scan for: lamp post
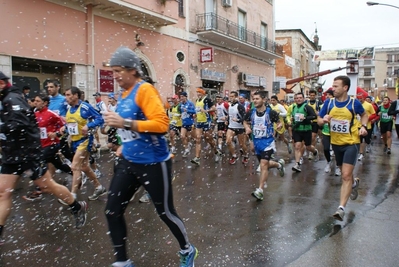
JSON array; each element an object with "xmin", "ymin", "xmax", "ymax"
[{"xmin": 366, "ymin": 1, "xmax": 399, "ymax": 9}]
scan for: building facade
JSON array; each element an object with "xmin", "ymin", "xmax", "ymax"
[
  {"xmin": 373, "ymin": 47, "xmax": 399, "ymax": 101},
  {"xmin": 275, "ymin": 29, "xmax": 320, "ymax": 101},
  {"xmin": 0, "ymin": 0, "xmax": 282, "ymax": 103}
]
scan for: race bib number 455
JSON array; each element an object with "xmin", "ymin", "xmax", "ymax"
[
  {"xmin": 117, "ymin": 129, "xmax": 140, "ymax": 142},
  {"xmin": 330, "ymin": 118, "xmax": 350, "ymax": 134}
]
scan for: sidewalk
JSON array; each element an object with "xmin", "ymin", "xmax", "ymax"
[{"xmin": 287, "ymin": 189, "xmax": 399, "ymax": 267}]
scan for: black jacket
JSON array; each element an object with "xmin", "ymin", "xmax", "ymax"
[
  {"xmin": 387, "ymin": 100, "xmax": 399, "ymax": 117},
  {"xmin": 0, "ymin": 85, "xmax": 43, "ymax": 164}
]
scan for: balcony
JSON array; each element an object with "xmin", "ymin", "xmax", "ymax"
[
  {"xmin": 195, "ymin": 13, "xmax": 283, "ymax": 61},
  {"xmin": 387, "ymin": 59, "xmax": 399, "ymax": 65},
  {"xmin": 55, "ymin": 0, "xmax": 179, "ymax": 26},
  {"xmin": 364, "ymin": 71, "xmax": 373, "ymax": 76},
  {"xmin": 359, "ymin": 59, "xmax": 374, "ymax": 66}
]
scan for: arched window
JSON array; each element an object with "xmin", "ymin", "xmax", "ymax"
[
  {"xmin": 141, "ymin": 61, "xmax": 149, "ymax": 78},
  {"xmin": 175, "ymin": 74, "xmax": 185, "ymax": 95}
]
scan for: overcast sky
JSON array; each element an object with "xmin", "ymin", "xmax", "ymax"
[{"xmin": 275, "ymin": 0, "xmax": 398, "ymax": 88}]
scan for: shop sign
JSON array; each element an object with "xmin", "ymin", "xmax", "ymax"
[
  {"xmin": 259, "ymin": 77, "xmax": 266, "ymax": 88},
  {"xmin": 245, "ymin": 74, "xmax": 260, "ymax": 87},
  {"xmin": 98, "ymin": 69, "xmax": 114, "ymax": 93},
  {"xmin": 201, "ymin": 69, "xmax": 226, "ymax": 82},
  {"xmin": 200, "ymin": 47, "xmax": 213, "ymax": 63}
]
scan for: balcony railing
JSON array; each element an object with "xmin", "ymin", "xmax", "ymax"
[
  {"xmin": 364, "ymin": 71, "xmax": 372, "ymax": 76},
  {"xmin": 196, "ymin": 13, "xmax": 283, "ymax": 57}
]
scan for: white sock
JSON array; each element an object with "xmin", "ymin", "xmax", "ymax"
[
  {"xmin": 71, "ymin": 193, "xmax": 77, "ymax": 199},
  {"xmin": 96, "ymin": 185, "xmax": 103, "ymax": 190},
  {"xmin": 338, "ymin": 206, "xmax": 345, "ymax": 211},
  {"xmin": 180, "ymin": 245, "xmax": 193, "ymax": 255},
  {"xmin": 352, "ymin": 180, "xmax": 357, "ymax": 188}
]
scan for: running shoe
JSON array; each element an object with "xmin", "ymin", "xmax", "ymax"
[
  {"xmin": 190, "ymin": 157, "xmax": 200, "ymax": 166},
  {"xmin": 22, "ymin": 190, "xmax": 43, "ymax": 201},
  {"xmin": 88, "ymin": 186, "xmax": 107, "ymax": 201},
  {"xmin": 299, "ymin": 157, "xmax": 304, "ymax": 165},
  {"xmin": 229, "ymin": 156, "xmax": 238, "ymax": 165},
  {"xmin": 73, "ymin": 201, "xmax": 88, "ymax": 229},
  {"xmin": 387, "ymin": 148, "xmax": 391, "ymax": 155},
  {"xmin": 179, "ymin": 245, "xmax": 198, "ymax": 267},
  {"xmin": 277, "ymin": 159, "xmax": 285, "ymax": 177},
  {"xmin": 251, "ymin": 188, "xmax": 264, "ymax": 201},
  {"xmin": 366, "ymin": 145, "xmax": 370, "ymax": 153},
  {"xmin": 335, "ymin": 168, "xmax": 341, "ymax": 176},
  {"xmin": 332, "ymin": 208, "xmax": 345, "ymax": 221},
  {"xmin": 287, "ymin": 143, "xmax": 292, "ymax": 154},
  {"xmin": 242, "ymin": 156, "xmax": 249, "ymax": 164},
  {"xmin": 307, "ymin": 151, "xmax": 313, "ymax": 160},
  {"xmin": 324, "ymin": 162, "xmax": 331, "ymax": 173},
  {"xmin": 139, "ymin": 192, "xmax": 151, "ymax": 203},
  {"xmin": 239, "ymin": 148, "xmax": 244, "ymax": 156},
  {"xmin": 109, "ymin": 261, "xmax": 134, "ymax": 267},
  {"xmin": 350, "ymin": 177, "xmax": 360, "ymax": 200},
  {"xmin": 292, "ymin": 163, "xmax": 301, "ymax": 172},
  {"xmin": 383, "ymin": 146, "xmax": 388, "ymax": 153},
  {"xmin": 214, "ymin": 149, "xmax": 223, "ymax": 163},
  {"xmin": 170, "ymin": 147, "xmax": 177, "ymax": 154},
  {"xmin": 182, "ymin": 150, "xmax": 190, "ymax": 158},
  {"xmin": 313, "ymin": 149, "xmax": 319, "ymax": 162},
  {"xmin": 256, "ymin": 165, "xmax": 261, "ymax": 173},
  {"xmin": 55, "ymin": 169, "xmax": 62, "ymax": 174},
  {"xmin": 358, "ymin": 154, "xmax": 363, "ymax": 161},
  {"xmin": 94, "ymin": 169, "xmax": 102, "ymax": 178},
  {"xmin": 77, "ymin": 172, "xmax": 87, "ymax": 190}
]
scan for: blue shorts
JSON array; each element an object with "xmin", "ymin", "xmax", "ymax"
[
  {"xmin": 196, "ymin": 122, "xmax": 211, "ymax": 132},
  {"xmin": 70, "ymin": 137, "xmax": 93, "ymax": 153}
]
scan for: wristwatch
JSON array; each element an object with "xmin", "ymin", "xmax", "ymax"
[
  {"xmin": 123, "ymin": 119, "xmax": 132, "ymax": 130},
  {"xmin": 361, "ymin": 124, "xmax": 367, "ymax": 129}
]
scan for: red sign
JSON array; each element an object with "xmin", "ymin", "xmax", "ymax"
[
  {"xmin": 200, "ymin": 47, "xmax": 213, "ymax": 63},
  {"xmin": 98, "ymin": 69, "xmax": 114, "ymax": 93}
]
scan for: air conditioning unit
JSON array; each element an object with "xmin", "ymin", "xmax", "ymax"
[
  {"xmin": 222, "ymin": 0, "xmax": 232, "ymax": 7},
  {"xmin": 237, "ymin": 72, "xmax": 246, "ymax": 83}
]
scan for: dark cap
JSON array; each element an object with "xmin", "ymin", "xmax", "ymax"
[
  {"xmin": 93, "ymin": 92, "xmax": 101, "ymax": 97},
  {"xmin": 325, "ymin": 89, "xmax": 334, "ymax": 96},
  {"xmin": 0, "ymin": 71, "xmax": 9, "ymax": 81},
  {"xmin": 110, "ymin": 46, "xmax": 142, "ymax": 73},
  {"xmin": 180, "ymin": 92, "xmax": 188, "ymax": 97}
]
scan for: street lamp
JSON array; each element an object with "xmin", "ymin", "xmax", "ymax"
[{"xmin": 366, "ymin": 1, "xmax": 399, "ymax": 9}]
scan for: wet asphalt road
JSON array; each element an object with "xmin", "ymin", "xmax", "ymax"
[{"xmin": 0, "ymin": 135, "xmax": 398, "ymax": 267}]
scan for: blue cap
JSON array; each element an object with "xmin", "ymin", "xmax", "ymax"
[{"xmin": 108, "ymin": 93, "xmax": 116, "ymax": 99}]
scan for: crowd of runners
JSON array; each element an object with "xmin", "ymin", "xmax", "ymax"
[{"xmin": 0, "ymin": 47, "xmax": 397, "ymax": 266}]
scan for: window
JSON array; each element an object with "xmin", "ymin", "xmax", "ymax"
[
  {"xmin": 176, "ymin": 51, "xmax": 185, "ymax": 63},
  {"xmin": 175, "ymin": 74, "xmax": 185, "ymax": 95},
  {"xmin": 260, "ymin": 22, "xmax": 268, "ymax": 49},
  {"xmin": 178, "ymin": 0, "xmax": 184, "ymax": 18},
  {"xmin": 238, "ymin": 10, "xmax": 246, "ymax": 41}
]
